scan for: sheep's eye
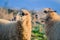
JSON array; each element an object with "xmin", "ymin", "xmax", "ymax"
[
  {"xmin": 36, "ymin": 15, "xmax": 38, "ymax": 17},
  {"xmin": 44, "ymin": 11, "xmax": 48, "ymax": 13},
  {"xmin": 54, "ymin": 11, "xmax": 56, "ymax": 12},
  {"xmin": 22, "ymin": 12, "xmax": 25, "ymax": 16},
  {"xmin": 35, "ymin": 15, "xmax": 38, "ymax": 18}
]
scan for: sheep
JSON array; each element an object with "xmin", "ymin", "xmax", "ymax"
[
  {"xmin": 0, "ymin": 9, "xmax": 32, "ymax": 40},
  {"xmin": 38, "ymin": 8, "xmax": 60, "ymax": 40}
]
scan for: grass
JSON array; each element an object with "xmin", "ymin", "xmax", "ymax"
[{"xmin": 31, "ymin": 24, "xmax": 47, "ymax": 40}]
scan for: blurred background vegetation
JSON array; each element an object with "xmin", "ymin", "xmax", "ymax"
[
  {"xmin": 31, "ymin": 24, "xmax": 47, "ymax": 40},
  {"xmin": 0, "ymin": 8, "xmax": 47, "ymax": 40}
]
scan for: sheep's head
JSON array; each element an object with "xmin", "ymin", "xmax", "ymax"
[
  {"xmin": 40, "ymin": 8, "xmax": 56, "ymax": 23},
  {"xmin": 12, "ymin": 9, "xmax": 31, "ymax": 22}
]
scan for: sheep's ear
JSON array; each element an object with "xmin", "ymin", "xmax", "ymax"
[{"xmin": 54, "ymin": 11, "xmax": 56, "ymax": 12}]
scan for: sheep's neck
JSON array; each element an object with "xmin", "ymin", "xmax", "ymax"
[{"xmin": 16, "ymin": 20, "xmax": 31, "ymax": 40}]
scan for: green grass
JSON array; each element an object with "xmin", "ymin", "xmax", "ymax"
[{"xmin": 31, "ymin": 24, "xmax": 47, "ymax": 40}]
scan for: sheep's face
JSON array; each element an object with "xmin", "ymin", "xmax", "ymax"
[
  {"xmin": 33, "ymin": 14, "xmax": 41, "ymax": 24},
  {"xmin": 16, "ymin": 9, "xmax": 30, "ymax": 22},
  {"xmin": 40, "ymin": 8, "xmax": 55, "ymax": 24}
]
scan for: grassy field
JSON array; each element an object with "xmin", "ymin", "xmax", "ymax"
[{"xmin": 31, "ymin": 24, "xmax": 47, "ymax": 40}]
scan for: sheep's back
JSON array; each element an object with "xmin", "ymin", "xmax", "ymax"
[
  {"xmin": 46, "ymin": 21, "xmax": 60, "ymax": 40},
  {"xmin": 0, "ymin": 22, "xmax": 18, "ymax": 40}
]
